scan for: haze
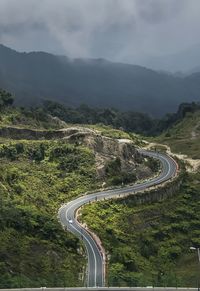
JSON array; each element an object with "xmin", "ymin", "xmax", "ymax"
[{"xmin": 0, "ymin": 0, "xmax": 200, "ymax": 72}]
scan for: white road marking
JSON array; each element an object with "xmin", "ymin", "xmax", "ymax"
[
  {"xmin": 70, "ymin": 223, "xmax": 97, "ymax": 287},
  {"xmin": 59, "ymin": 150, "xmax": 178, "ymax": 287}
]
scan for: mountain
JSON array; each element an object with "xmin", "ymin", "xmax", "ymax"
[
  {"xmin": 186, "ymin": 65, "xmax": 200, "ymax": 75},
  {"xmin": 1, "ymin": 44, "xmax": 200, "ymax": 116}
]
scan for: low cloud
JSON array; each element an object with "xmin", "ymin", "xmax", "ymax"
[{"xmin": 0, "ymin": 0, "xmax": 200, "ymax": 68}]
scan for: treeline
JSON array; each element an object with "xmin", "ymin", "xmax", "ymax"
[
  {"xmin": 42, "ymin": 100, "xmax": 200, "ymax": 135},
  {"xmin": 1, "ymin": 89, "xmax": 200, "ymax": 136},
  {"xmin": 0, "ymin": 89, "xmax": 14, "ymax": 108},
  {"xmin": 43, "ymin": 101, "xmax": 156, "ymax": 134}
]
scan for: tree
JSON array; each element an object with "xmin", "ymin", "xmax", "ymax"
[{"xmin": 0, "ymin": 89, "xmax": 14, "ymax": 108}]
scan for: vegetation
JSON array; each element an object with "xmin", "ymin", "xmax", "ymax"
[
  {"xmin": 0, "ymin": 89, "xmax": 14, "ymax": 108},
  {"xmin": 104, "ymin": 157, "xmax": 137, "ymax": 186},
  {"xmin": 0, "ymin": 92, "xmax": 148, "ymax": 287},
  {"xmin": 2, "ymin": 44, "xmax": 200, "ymax": 117},
  {"xmin": 43, "ymin": 100, "xmax": 200, "ymax": 137},
  {"xmin": 156, "ymin": 110, "xmax": 200, "ymax": 158},
  {"xmin": 0, "ymin": 107, "xmax": 63, "ymax": 130},
  {"xmin": 2, "ymin": 88, "xmax": 200, "ymax": 138},
  {"xmin": 43, "ymin": 101, "xmax": 157, "ymax": 135},
  {"xmin": 1, "ymin": 89, "xmax": 200, "ymax": 287},
  {"xmin": 0, "ymin": 139, "xmax": 99, "ymax": 287},
  {"xmin": 82, "ymin": 172, "xmax": 200, "ymax": 287}
]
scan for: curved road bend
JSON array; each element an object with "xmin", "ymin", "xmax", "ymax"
[{"xmin": 58, "ymin": 150, "xmax": 178, "ymax": 287}]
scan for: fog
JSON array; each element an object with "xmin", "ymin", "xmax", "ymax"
[{"xmin": 0, "ymin": 0, "xmax": 200, "ymax": 71}]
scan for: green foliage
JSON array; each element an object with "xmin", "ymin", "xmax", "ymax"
[
  {"xmin": 1, "ymin": 97, "xmax": 200, "ymax": 287},
  {"xmin": 106, "ymin": 158, "xmax": 121, "ymax": 176},
  {"xmin": 105, "ymin": 158, "xmax": 136, "ymax": 186},
  {"xmin": 43, "ymin": 101, "xmax": 157, "ymax": 135},
  {"xmin": 87, "ymin": 124, "xmax": 133, "ymax": 139},
  {"xmin": 0, "ymin": 89, "xmax": 14, "ymax": 109},
  {"xmin": 43, "ymin": 101, "xmax": 200, "ymax": 137},
  {"xmin": 0, "ymin": 106, "xmax": 62, "ymax": 130},
  {"xmin": 2, "ymin": 90, "xmax": 200, "ymax": 140},
  {"xmin": 144, "ymin": 156, "xmax": 160, "ymax": 172},
  {"xmin": 82, "ymin": 172, "xmax": 200, "ymax": 287},
  {"xmin": 0, "ymin": 144, "xmax": 19, "ymax": 160},
  {"xmin": 0, "ymin": 139, "xmax": 99, "ymax": 287},
  {"xmin": 156, "ymin": 110, "xmax": 200, "ymax": 158},
  {"xmin": 27, "ymin": 143, "xmax": 45, "ymax": 162}
]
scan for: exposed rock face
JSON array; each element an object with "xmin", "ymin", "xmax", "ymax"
[
  {"xmin": 0, "ymin": 126, "xmax": 152, "ymax": 180},
  {"xmin": 61, "ymin": 128, "xmax": 152, "ymax": 180},
  {"xmin": 118, "ymin": 174, "xmax": 183, "ymax": 206}
]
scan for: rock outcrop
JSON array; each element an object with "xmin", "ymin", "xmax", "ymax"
[
  {"xmin": 61, "ymin": 127, "xmax": 152, "ymax": 180},
  {"xmin": 0, "ymin": 126, "xmax": 153, "ymax": 180}
]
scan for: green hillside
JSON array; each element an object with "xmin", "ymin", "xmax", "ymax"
[
  {"xmin": 0, "ymin": 93, "xmax": 94, "ymax": 286},
  {"xmin": 0, "ymin": 107, "xmax": 63, "ymax": 130},
  {"xmin": 80, "ymin": 111, "xmax": 200, "ymax": 287},
  {"xmin": 82, "ymin": 172, "xmax": 200, "ymax": 287},
  {"xmin": 0, "ymin": 95, "xmax": 149, "ymax": 287},
  {"xmin": 156, "ymin": 110, "xmax": 200, "ymax": 159},
  {"xmin": 1, "ymin": 44, "xmax": 200, "ymax": 117},
  {"xmin": 1, "ymin": 92, "xmax": 200, "ymax": 288},
  {"xmin": 0, "ymin": 139, "xmax": 98, "ymax": 287}
]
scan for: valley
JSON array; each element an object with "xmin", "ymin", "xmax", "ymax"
[
  {"xmin": 1, "ymin": 2, "xmax": 200, "ymax": 289},
  {"xmin": 0, "ymin": 91, "xmax": 200, "ymax": 288},
  {"xmin": 0, "ymin": 100, "xmax": 157, "ymax": 287}
]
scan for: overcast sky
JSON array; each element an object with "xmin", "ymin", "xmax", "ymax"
[{"xmin": 0, "ymin": 0, "xmax": 200, "ymax": 70}]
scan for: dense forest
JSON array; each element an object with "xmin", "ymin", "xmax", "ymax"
[
  {"xmin": 1, "ymin": 85, "xmax": 199, "ymax": 136},
  {"xmin": 42, "ymin": 100, "xmax": 200, "ymax": 136}
]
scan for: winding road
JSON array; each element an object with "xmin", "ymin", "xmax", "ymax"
[{"xmin": 58, "ymin": 149, "xmax": 178, "ymax": 287}]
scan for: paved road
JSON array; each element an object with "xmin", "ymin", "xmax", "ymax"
[
  {"xmin": 0, "ymin": 288, "xmax": 197, "ymax": 291},
  {"xmin": 58, "ymin": 150, "xmax": 178, "ymax": 287},
  {"xmin": 1, "ymin": 288, "xmax": 196, "ymax": 291}
]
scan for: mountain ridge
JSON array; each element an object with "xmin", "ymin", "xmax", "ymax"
[{"xmin": 1, "ymin": 44, "xmax": 200, "ymax": 116}]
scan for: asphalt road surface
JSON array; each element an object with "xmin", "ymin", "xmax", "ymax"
[
  {"xmin": 58, "ymin": 150, "xmax": 178, "ymax": 287},
  {"xmin": 1, "ymin": 288, "xmax": 197, "ymax": 291},
  {"xmin": 1, "ymin": 288, "xmax": 196, "ymax": 291}
]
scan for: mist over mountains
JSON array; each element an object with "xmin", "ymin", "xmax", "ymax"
[
  {"xmin": 0, "ymin": 44, "xmax": 200, "ymax": 116},
  {"xmin": 142, "ymin": 43, "xmax": 200, "ymax": 73}
]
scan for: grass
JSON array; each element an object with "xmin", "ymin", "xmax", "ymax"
[
  {"xmin": 155, "ymin": 111, "xmax": 200, "ymax": 159},
  {"xmin": 0, "ymin": 107, "xmax": 63, "ymax": 130},
  {"xmin": 85, "ymin": 123, "xmax": 143, "ymax": 144}
]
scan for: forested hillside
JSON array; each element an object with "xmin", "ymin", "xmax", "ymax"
[
  {"xmin": 0, "ymin": 140, "xmax": 93, "ymax": 287},
  {"xmin": 80, "ymin": 108, "xmax": 200, "ymax": 287},
  {"xmin": 82, "ymin": 173, "xmax": 200, "ymax": 287},
  {"xmin": 42, "ymin": 100, "xmax": 200, "ymax": 136},
  {"xmin": 156, "ymin": 109, "xmax": 200, "ymax": 159},
  {"xmin": 1, "ymin": 89, "xmax": 200, "ymax": 287},
  {"xmin": 1, "ymin": 44, "xmax": 200, "ymax": 116},
  {"xmin": 0, "ymin": 90, "xmax": 155, "ymax": 287}
]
